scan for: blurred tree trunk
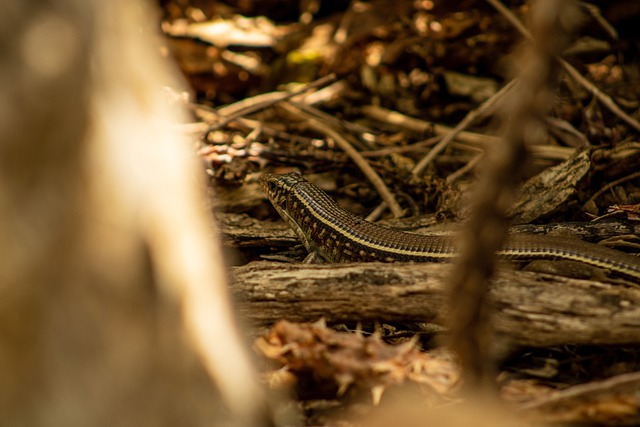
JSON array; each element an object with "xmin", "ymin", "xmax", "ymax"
[{"xmin": 0, "ymin": 1, "xmax": 269, "ymax": 426}]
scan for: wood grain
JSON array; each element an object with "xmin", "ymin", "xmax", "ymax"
[{"xmin": 230, "ymin": 261, "xmax": 640, "ymax": 348}]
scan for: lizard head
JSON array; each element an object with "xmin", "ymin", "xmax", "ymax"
[{"xmin": 259, "ymin": 172, "xmax": 306, "ymax": 210}]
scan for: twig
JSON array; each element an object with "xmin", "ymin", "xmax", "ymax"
[
  {"xmin": 486, "ymin": 0, "xmax": 640, "ymax": 133},
  {"xmin": 208, "ymin": 73, "xmax": 337, "ymax": 131},
  {"xmin": 279, "ymin": 102, "xmax": 405, "ymax": 218},
  {"xmin": 362, "ymin": 105, "xmax": 502, "ymax": 146},
  {"xmin": 365, "ymin": 201, "xmax": 390, "ymax": 222},
  {"xmin": 583, "ymin": 169, "xmax": 640, "ymax": 212},
  {"xmin": 361, "ymin": 135, "xmax": 441, "ymax": 157},
  {"xmin": 578, "ymin": 1, "xmax": 618, "ymax": 40},
  {"xmin": 411, "ymin": 79, "xmax": 517, "ymax": 176},
  {"xmin": 446, "ymin": 153, "xmax": 483, "ymax": 183},
  {"xmin": 486, "ymin": 0, "xmax": 531, "ymax": 39},
  {"xmin": 545, "ymin": 116, "xmax": 589, "ymax": 147},
  {"xmin": 362, "ymin": 80, "xmax": 516, "ymax": 221},
  {"xmin": 521, "ymin": 371, "xmax": 640, "ymax": 411},
  {"xmin": 289, "ymin": 101, "xmax": 377, "ymax": 149},
  {"xmin": 193, "ymin": 104, "xmax": 320, "ymax": 145},
  {"xmin": 559, "ymin": 59, "xmax": 640, "ymax": 132}
]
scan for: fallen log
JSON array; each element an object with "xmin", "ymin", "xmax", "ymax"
[{"xmin": 231, "ymin": 261, "xmax": 640, "ymax": 347}]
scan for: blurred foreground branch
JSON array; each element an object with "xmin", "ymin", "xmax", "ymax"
[{"xmin": 0, "ymin": 1, "xmax": 271, "ymax": 426}]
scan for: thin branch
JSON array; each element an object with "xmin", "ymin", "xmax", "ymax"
[
  {"xmin": 583, "ymin": 169, "xmax": 640, "ymax": 211},
  {"xmin": 521, "ymin": 371, "xmax": 640, "ymax": 411},
  {"xmin": 412, "ymin": 79, "xmax": 518, "ymax": 176},
  {"xmin": 208, "ymin": 73, "xmax": 337, "ymax": 131},
  {"xmin": 446, "ymin": 153, "xmax": 483, "ymax": 183},
  {"xmin": 559, "ymin": 59, "xmax": 640, "ymax": 132},
  {"xmin": 578, "ymin": 1, "xmax": 618, "ymax": 40},
  {"xmin": 279, "ymin": 102, "xmax": 405, "ymax": 218},
  {"xmin": 361, "ymin": 135, "xmax": 442, "ymax": 157},
  {"xmin": 362, "ymin": 80, "xmax": 516, "ymax": 221},
  {"xmin": 487, "ymin": 0, "xmax": 640, "ymax": 133},
  {"xmin": 362, "ymin": 105, "xmax": 502, "ymax": 146}
]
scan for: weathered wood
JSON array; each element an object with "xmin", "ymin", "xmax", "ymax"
[
  {"xmin": 220, "ymin": 212, "xmax": 297, "ymax": 249},
  {"xmin": 230, "ymin": 261, "xmax": 640, "ymax": 347}
]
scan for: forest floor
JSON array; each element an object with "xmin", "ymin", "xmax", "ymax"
[{"xmin": 160, "ymin": 1, "xmax": 640, "ymax": 425}]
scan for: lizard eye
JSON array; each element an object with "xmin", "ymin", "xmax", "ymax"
[{"xmin": 268, "ymin": 181, "xmax": 277, "ymax": 192}]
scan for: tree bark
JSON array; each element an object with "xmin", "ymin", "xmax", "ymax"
[{"xmin": 230, "ymin": 261, "xmax": 640, "ymax": 348}]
